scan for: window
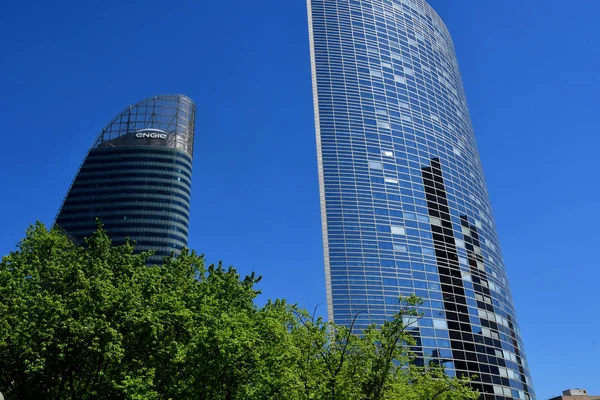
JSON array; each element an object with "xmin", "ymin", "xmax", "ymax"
[
  {"xmin": 432, "ymin": 319, "xmax": 447, "ymax": 329},
  {"xmin": 429, "ymin": 216, "xmax": 442, "ymax": 226},
  {"xmin": 394, "ymin": 244, "xmax": 407, "ymax": 252},
  {"xmin": 369, "ymin": 161, "xmax": 383, "ymax": 170},
  {"xmin": 391, "ymin": 226, "xmax": 406, "ymax": 235},
  {"xmin": 403, "ymin": 315, "xmax": 419, "ymax": 327}
]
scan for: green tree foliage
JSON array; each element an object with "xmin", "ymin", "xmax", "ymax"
[{"xmin": 0, "ymin": 223, "xmax": 479, "ymax": 399}]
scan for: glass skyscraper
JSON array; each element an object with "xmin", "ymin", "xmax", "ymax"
[
  {"xmin": 55, "ymin": 94, "xmax": 195, "ymax": 265},
  {"xmin": 306, "ymin": 0, "xmax": 535, "ymax": 399}
]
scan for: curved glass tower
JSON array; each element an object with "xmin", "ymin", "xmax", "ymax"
[
  {"xmin": 55, "ymin": 94, "xmax": 195, "ymax": 265},
  {"xmin": 307, "ymin": 0, "xmax": 534, "ymax": 398}
]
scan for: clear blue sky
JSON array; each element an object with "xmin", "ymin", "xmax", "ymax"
[{"xmin": 0, "ymin": 0, "xmax": 598, "ymax": 398}]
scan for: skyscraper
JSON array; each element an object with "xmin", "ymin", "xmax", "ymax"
[
  {"xmin": 306, "ymin": 0, "xmax": 535, "ymax": 399},
  {"xmin": 55, "ymin": 94, "xmax": 195, "ymax": 265}
]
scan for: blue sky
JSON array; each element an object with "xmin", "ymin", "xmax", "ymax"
[{"xmin": 1, "ymin": 0, "xmax": 598, "ymax": 397}]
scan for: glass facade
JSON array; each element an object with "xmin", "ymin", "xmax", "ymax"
[
  {"xmin": 306, "ymin": 0, "xmax": 535, "ymax": 399},
  {"xmin": 55, "ymin": 94, "xmax": 195, "ymax": 265}
]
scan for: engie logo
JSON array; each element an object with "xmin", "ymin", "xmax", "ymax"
[{"xmin": 135, "ymin": 129, "xmax": 167, "ymax": 139}]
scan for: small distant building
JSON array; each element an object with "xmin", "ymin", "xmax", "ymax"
[
  {"xmin": 550, "ymin": 389, "xmax": 600, "ymax": 400},
  {"xmin": 54, "ymin": 94, "xmax": 196, "ymax": 265}
]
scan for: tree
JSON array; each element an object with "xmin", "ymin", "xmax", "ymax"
[
  {"xmin": 0, "ymin": 222, "xmax": 263, "ymax": 399},
  {"xmin": 281, "ymin": 298, "xmax": 479, "ymax": 400},
  {"xmin": 0, "ymin": 223, "xmax": 479, "ymax": 399}
]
